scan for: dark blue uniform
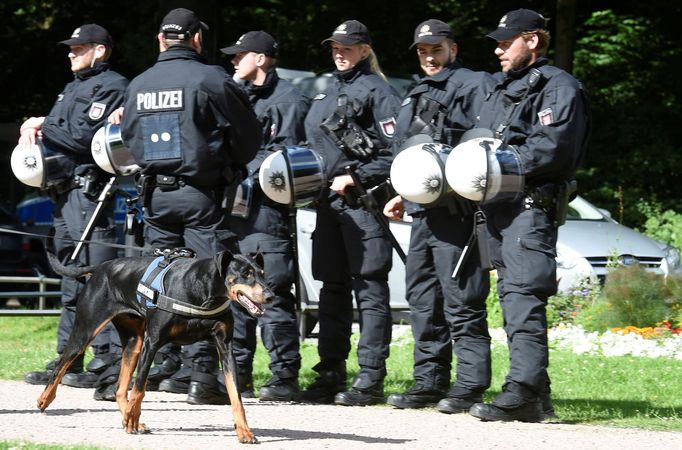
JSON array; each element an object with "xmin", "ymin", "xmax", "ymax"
[
  {"xmin": 391, "ymin": 62, "xmax": 494, "ymax": 402},
  {"xmin": 122, "ymin": 46, "xmax": 261, "ymax": 255},
  {"xmin": 228, "ymin": 69, "xmax": 309, "ymax": 392},
  {"xmin": 42, "ymin": 61, "xmax": 128, "ymax": 385},
  {"xmin": 303, "ymin": 57, "xmax": 400, "ymax": 396},
  {"xmin": 476, "ymin": 57, "xmax": 590, "ymax": 408},
  {"xmin": 121, "ymin": 45, "xmax": 261, "ymax": 399}
]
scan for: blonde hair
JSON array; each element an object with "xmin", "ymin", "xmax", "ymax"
[{"xmin": 361, "ymin": 44, "xmax": 387, "ymax": 81}]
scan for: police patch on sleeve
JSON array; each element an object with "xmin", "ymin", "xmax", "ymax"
[
  {"xmin": 379, "ymin": 117, "xmax": 397, "ymax": 138},
  {"xmin": 88, "ymin": 102, "xmax": 107, "ymax": 120},
  {"xmin": 537, "ymin": 107, "xmax": 554, "ymax": 126}
]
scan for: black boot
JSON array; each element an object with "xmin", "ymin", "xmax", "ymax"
[
  {"xmin": 297, "ymin": 360, "xmax": 346, "ymax": 404},
  {"xmin": 187, "ymin": 361, "xmax": 228, "ymax": 405},
  {"xmin": 24, "ymin": 355, "xmax": 84, "ymax": 385},
  {"xmin": 387, "ymin": 384, "xmax": 447, "ymax": 409},
  {"xmin": 259, "ymin": 368, "xmax": 299, "ymax": 402},
  {"xmin": 93, "ymin": 362, "xmax": 121, "ymax": 402},
  {"xmin": 541, "ymin": 393, "xmax": 557, "ymax": 421},
  {"xmin": 469, "ymin": 386, "xmax": 542, "ymax": 423},
  {"xmin": 334, "ymin": 368, "xmax": 384, "ymax": 407},
  {"xmin": 146, "ymin": 351, "xmax": 182, "ymax": 391}
]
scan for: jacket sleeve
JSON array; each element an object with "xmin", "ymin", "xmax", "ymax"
[
  {"xmin": 355, "ymin": 84, "xmax": 401, "ymax": 186},
  {"xmin": 514, "ymin": 78, "xmax": 590, "ymax": 181},
  {"xmin": 214, "ymin": 78, "xmax": 262, "ymax": 166},
  {"xmin": 248, "ymin": 96, "xmax": 310, "ymax": 175},
  {"xmin": 42, "ymin": 79, "xmax": 127, "ymax": 155}
]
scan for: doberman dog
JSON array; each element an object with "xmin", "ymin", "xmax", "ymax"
[{"xmin": 36, "ymin": 247, "xmax": 273, "ymax": 444}]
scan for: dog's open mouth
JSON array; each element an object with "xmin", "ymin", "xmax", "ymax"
[{"xmin": 236, "ymin": 292, "xmax": 265, "ymax": 317}]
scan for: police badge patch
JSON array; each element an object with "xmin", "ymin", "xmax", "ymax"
[
  {"xmin": 88, "ymin": 102, "xmax": 107, "ymax": 120},
  {"xmin": 379, "ymin": 117, "xmax": 397, "ymax": 138},
  {"xmin": 538, "ymin": 108, "xmax": 554, "ymax": 125}
]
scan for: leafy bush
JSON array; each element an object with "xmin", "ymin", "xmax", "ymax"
[
  {"xmin": 638, "ymin": 201, "xmax": 682, "ymax": 251},
  {"xmin": 547, "ymin": 277, "xmax": 601, "ymax": 327},
  {"xmin": 576, "ymin": 265, "xmax": 673, "ymax": 331}
]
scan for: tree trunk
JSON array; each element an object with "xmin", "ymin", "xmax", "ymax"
[{"xmin": 554, "ymin": 0, "xmax": 576, "ymax": 73}]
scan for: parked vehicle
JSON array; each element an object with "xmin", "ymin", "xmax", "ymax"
[{"xmin": 294, "ymin": 196, "xmax": 682, "ymax": 336}]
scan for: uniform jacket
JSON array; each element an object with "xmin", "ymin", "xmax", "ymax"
[
  {"xmin": 477, "ymin": 57, "xmax": 591, "ymax": 185},
  {"xmin": 122, "ymin": 46, "xmax": 261, "ymax": 187},
  {"xmin": 245, "ymin": 69, "xmax": 310, "ymax": 176},
  {"xmin": 41, "ymin": 62, "xmax": 128, "ymax": 172},
  {"xmin": 303, "ymin": 58, "xmax": 401, "ymax": 188},
  {"xmin": 393, "ymin": 62, "xmax": 495, "ymax": 215}
]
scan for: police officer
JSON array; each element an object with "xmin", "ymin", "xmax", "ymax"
[
  {"xmin": 382, "ymin": 19, "xmax": 494, "ymax": 412},
  {"xmin": 468, "ymin": 9, "xmax": 590, "ymax": 422},
  {"xmin": 20, "ymin": 23, "xmax": 128, "ymax": 402},
  {"xmin": 220, "ymin": 30, "xmax": 309, "ymax": 401},
  {"xmin": 298, "ymin": 20, "xmax": 401, "ymax": 406},
  {"xmin": 120, "ymin": 7, "xmax": 262, "ymax": 405}
]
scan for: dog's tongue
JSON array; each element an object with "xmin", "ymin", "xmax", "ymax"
[{"xmin": 237, "ymin": 293, "xmax": 264, "ymax": 317}]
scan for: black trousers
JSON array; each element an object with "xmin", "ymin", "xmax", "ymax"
[
  {"xmin": 311, "ymin": 196, "xmax": 392, "ymax": 371},
  {"xmin": 143, "ymin": 184, "xmax": 236, "ymax": 362},
  {"xmin": 53, "ymin": 187, "xmax": 120, "ymax": 359},
  {"xmin": 228, "ymin": 202, "xmax": 300, "ymax": 379},
  {"xmin": 484, "ymin": 201, "xmax": 557, "ymax": 395},
  {"xmin": 405, "ymin": 208, "xmax": 491, "ymax": 394}
]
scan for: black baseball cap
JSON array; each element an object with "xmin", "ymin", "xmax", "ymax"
[
  {"xmin": 220, "ymin": 31, "xmax": 279, "ymax": 57},
  {"xmin": 59, "ymin": 24, "xmax": 113, "ymax": 47},
  {"xmin": 321, "ymin": 20, "xmax": 371, "ymax": 45},
  {"xmin": 410, "ymin": 19, "xmax": 453, "ymax": 48},
  {"xmin": 487, "ymin": 9, "xmax": 547, "ymax": 41},
  {"xmin": 159, "ymin": 7, "xmax": 209, "ymax": 39}
]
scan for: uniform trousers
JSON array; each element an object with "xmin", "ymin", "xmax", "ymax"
[
  {"xmin": 405, "ymin": 207, "xmax": 491, "ymax": 394},
  {"xmin": 229, "ymin": 202, "xmax": 300, "ymax": 379},
  {"xmin": 311, "ymin": 196, "xmax": 392, "ymax": 372},
  {"xmin": 483, "ymin": 201, "xmax": 557, "ymax": 397},
  {"xmin": 53, "ymin": 186, "xmax": 120, "ymax": 360},
  {"xmin": 144, "ymin": 183, "xmax": 236, "ymax": 363}
]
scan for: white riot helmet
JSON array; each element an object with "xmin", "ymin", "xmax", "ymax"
[
  {"xmin": 259, "ymin": 145, "xmax": 327, "ymax": 208},
  {"xmin": 445, "ymin": 129, "xmax": 524, "ymax": 204},
  {"xmin": 390, "ymin": 135, "xmax": 453, "ymax": 204},
  {"xmin": 91, "ymin": 123, "xmax": 140, "ymax": 176},
  {"xmin": 11, "ymin": 141, "xmax": 71, "ymax": 189}
]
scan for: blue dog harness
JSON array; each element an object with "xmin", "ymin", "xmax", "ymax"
[{"xmin": 135, "ymin": 249, "xmax": 231, "ymax": 317}]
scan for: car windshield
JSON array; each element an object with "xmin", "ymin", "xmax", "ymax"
[{"xmin": 565, "ymin": 196, "xmax": 607, "ymax": 221}]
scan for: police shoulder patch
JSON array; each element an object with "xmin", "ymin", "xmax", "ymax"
[
  {"xmin": 88, "ymin": 102, "xmax": 107, "ymax": 120},
  {"xmin": 313, "ymin": 93, "xmax": 326, "ymax": 101},
  {"xmin": 379, "ymin": 117, "xmax": 397, "ymax": 138},
  {"xmin": 537, "ymin": 107, "xmax": 554, "ymax": 126}
]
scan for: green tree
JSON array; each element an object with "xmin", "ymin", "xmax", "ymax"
[{"xmin": 573, "ymin": 9, "xmax": 682, "ymax": 226}]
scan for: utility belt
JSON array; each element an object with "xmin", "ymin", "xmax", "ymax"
[
  {"xmin": 524, "ymin": 180, "xmax": 577, "ymax": 226},
  {"xmin": 44, "ymin": 169, "xmax": 104, "ymax": 202},
  {"xmin": 135, "ymin": 171, "xmax": 241, "ymax": 212}
]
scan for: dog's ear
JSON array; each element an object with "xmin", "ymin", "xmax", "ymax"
[
  {"xmin": 253, "ymin": 252, "xmax": 265, "ymax": 271},
  {"xmin": 215, "ymin": 250, "xmax": 234, "ymax": 280}
]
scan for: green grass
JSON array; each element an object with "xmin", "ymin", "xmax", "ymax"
[{"xmin": 2, "ymin": 317, "xmax": 682, "ymax": 433}]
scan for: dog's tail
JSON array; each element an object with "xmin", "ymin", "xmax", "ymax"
[{"xmin": 45, "ymin": 230, "xmax": 97, "ymax": 279}]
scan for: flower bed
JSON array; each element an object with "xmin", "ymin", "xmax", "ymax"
[{"xmin": 547, "ymin": 323, "xmax": 682, "ymax": 359}]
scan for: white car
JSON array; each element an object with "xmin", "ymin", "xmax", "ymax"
[{"xmin": 295, "ymin": 196, "xmax": 681, "ymax": 336}]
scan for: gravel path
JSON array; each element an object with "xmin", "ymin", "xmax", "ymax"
[{"xmin": 2, "ymin": 381, "xmax": 682, "ymax": 449}]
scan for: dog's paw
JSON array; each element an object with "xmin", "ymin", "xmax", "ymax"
[{"xmin": 238, "ymin": 433, "xmax": 258, "ymax": 444}]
